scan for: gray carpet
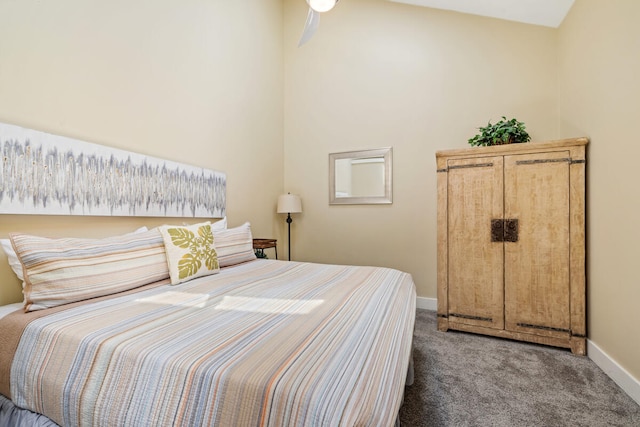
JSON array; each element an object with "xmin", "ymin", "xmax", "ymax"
[{"xmin": 398, "ymin": 309, "xmax": 640, "ymax": 426}]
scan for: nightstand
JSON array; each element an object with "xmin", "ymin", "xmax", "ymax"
[{"xmin": 253, "ymin": 239, "xmax": 277, "ymax": 259}]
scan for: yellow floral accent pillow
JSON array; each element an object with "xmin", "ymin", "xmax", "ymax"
[{"xmin": 159, "ymin": 222, "xmax": 220, "ymax": 285}]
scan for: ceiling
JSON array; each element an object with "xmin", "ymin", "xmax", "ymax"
[{"xmin": 387, "ymin": 0, "xmax": 575, "ymax": 28}]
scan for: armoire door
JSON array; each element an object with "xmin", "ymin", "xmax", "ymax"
[
  {"xmin": 503, "ymin": 151, "xmax": 571, "ymax": 339},
  {"xmin": 446, "ymin": 156, "xmax": 504, "ymax": 330}
]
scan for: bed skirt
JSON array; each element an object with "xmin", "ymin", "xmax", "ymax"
[{"xmin": 0, "ymin": 394, "xmax": 59, "ymax": 427}]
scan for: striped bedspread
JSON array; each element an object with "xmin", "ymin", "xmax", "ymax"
[{"xmin": 7, "ymin": 259, "xmax": 416, "ymax": 426}]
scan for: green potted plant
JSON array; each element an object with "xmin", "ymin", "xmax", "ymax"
[{"xmin": 468, "ymin": 116, "xmax": 531, "ymax": 147}]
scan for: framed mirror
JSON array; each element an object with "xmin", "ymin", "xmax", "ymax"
[{"xmin": 329, "ymin": 147, "xmax": 392, "ymax": 205}]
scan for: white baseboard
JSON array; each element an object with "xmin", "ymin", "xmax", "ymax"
[
  {"xmin": 416, "ymin": 296, "xmax": 437, "ymax": 311},
  {"xmin": 587, "ymin": 339, "xmax": 640, "ymax": 406}
]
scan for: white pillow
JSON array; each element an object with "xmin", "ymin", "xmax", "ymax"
[
  {"xmin": 211, "ymin": 216, "xmax": 227, "ymax": 231},
  {"xmin": 0, "ymin": 238, "xmax": 23, "ymax": 281},
  {"xmin": 1, "ymin": 226, "xmax": 149, "ymax": 283}
]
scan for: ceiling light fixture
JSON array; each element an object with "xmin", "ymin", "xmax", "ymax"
[
  {"xmin": 308, "ymin": 0, "xmax": 337, "ymax": 13},
  {"xmin": 299, "ymin": 0, "xmax": 340, "ymax": 47}
]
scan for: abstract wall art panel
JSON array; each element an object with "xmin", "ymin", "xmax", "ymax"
[{"xmin": 0, "ymin": 122, "xmax": 226, "ymax": 218}]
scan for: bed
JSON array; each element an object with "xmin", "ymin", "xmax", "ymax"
[{"xmin": 0, "ymin": 223, "xmax": 416, "ymax": 427}]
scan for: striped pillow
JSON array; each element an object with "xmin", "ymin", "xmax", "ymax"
[
  {"xmin": 1, "ymin": 226, "xmax": 149, "ymax": 283},
  {"xmin": 11, "ymin": 228, "xmax": 169, "ymax": 312},
  {"xmin": 213, "ymin": 222, "xmax": 257, "ymax": 267}
]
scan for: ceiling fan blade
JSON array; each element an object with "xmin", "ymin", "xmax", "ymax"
[{"xmin": 298, "ymin": 7, "xmax": 320, "ymax": 47}]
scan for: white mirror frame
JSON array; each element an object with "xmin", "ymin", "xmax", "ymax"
[{"xmin": 329, "ymin": 147, "xmax": 393, "ymax": 205}]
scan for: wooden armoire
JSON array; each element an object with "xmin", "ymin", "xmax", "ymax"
[{"xmin": 436, "ymin": 138, "xmax": 587, "ymax": 355}]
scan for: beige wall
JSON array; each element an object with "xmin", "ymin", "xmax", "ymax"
[
  {"xmin": 0, "ymin": 0, "xmax": 284, "ymax": 305},
  {"xmin": 283, "ymin": 0, "xmax": 559, "ymax": 299},
  {"xmin": 2, "ymin": 0, "xmax": 637, "ymax": 390},
  {"xmin": 558, "ymin": 0, "xmax": 640, "ymax": 384}
]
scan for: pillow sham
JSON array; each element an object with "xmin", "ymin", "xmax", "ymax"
[
  {"xmin": 1, "ymin": 226, "xmax": 149, "ymax": 283},
  {"xmin": 211, "ymin": 216, "xmax": 227, "ymax": 231},
  {"xmin": 0, "ymin": 238, "xmax": 23, "ymax": 282},
  {"xmin": 11, "ymin": 227, "xmax": 168, "ymax": 312},
  {"xmin": 213, "ymin": 222, "xmax": 257, "ymax": 267},
  {"xmin": 159, "ymin": 222, "xmax": 219, "ymax": 285}
]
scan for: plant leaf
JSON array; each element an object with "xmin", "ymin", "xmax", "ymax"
[
  {"xmin": 168, "ymin": 228, "xmax": 197, "ymax": 248},
  {"xmin": 198, "ymin": 224, "xmax": 214, "ymax": 246},
  {"xmin": 468, "ymin": 116, "xmax": 530, "ymax": 146},
  {"xmin": 204, "ymin": 247, "xmax": 219, "ymax": 270},
  {"xmin": 178, "ymin": 253, "xmax": 202, "ymax": 279}
]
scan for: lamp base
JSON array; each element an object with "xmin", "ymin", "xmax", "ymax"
[{"xmin": 286, "ymin": 213, "xmax": 292, "ymax": 261}]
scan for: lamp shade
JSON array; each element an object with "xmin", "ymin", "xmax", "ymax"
[{"xmin": 277, "ymin": 194, "xmax": 302, "ymax": 214}]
